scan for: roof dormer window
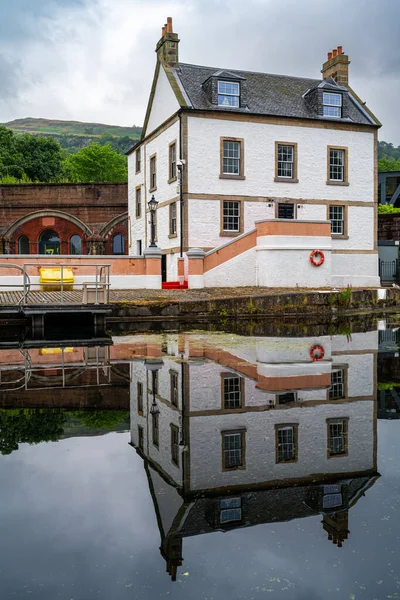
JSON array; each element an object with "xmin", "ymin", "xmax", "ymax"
[
  {"xmin": 323, "ymin": 92, "xmax": 342, "ymax": 117},
  {"xmin": 218, "ymin": 81, "xmax": 240, "ymax": 107}
]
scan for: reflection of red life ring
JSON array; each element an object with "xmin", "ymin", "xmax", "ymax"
[
  {"xmin": 310, "ymin": 345, "xmax": 325, "ymax": 361},
  {"xmin": 310, "ymin": 249, "xmax": 325, "ymax": 267}
]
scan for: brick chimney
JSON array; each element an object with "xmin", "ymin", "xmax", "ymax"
[
  {"xmin": 321, "ymin": 46, "xmax": 350, "ymax": 86},
  {"xmin": 156, "ymin": 17, "xmax": 179, "ymax": 67}
]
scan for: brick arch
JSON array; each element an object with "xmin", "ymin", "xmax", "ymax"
[
  {"xmin": 8, "ymin": 213, "xmax": 91, "ymax": 255},
  {"xmin": 4, "ymin": 210, "xmax": 92, "ymax": 239},
  {"xmin": 99, "ymin": 212, "xmax": 128, "ymax": 237},
  {"xmin": 101, "ymin": 213, "xmax": 128, "ymax": 255}
]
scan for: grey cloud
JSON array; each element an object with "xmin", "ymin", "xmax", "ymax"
[{"xmin": 0, "ymin": 0, "xmax": 399, "ymax": 141}]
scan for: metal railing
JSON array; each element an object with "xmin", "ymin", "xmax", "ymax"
[
  {"xmin": 379, "ymin": 259, "xmax": 398, "ymax": 285},
  {"xmin": 0, "ymin": 346, "xmax": 113, "ymax": 391},
  {"xmin": 0, "ymin": 264, "xmax": 31, "ymax": 304},
  {"xmin": 0, "ymin": 263, "xmax": 111, "ymax": 305}
]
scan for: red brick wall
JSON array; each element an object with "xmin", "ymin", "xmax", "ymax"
[{"xmin": 0, "ymin": 183, "xmax": 128, "ymax": 254}]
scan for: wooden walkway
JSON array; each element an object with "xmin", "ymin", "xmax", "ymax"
[{"xmin": 0, "ymin": 290, "xmax": 83, "ymax": 305}]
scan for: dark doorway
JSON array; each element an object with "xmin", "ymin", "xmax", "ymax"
[
  {"xmin": 161, "ymin": 255, "xmax": 167, "ymax": 282},
  {"xmin": 278, "ymin": 203, "xmax": 295, "ymax": 219}
]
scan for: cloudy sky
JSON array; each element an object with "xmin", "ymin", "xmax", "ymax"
[{"xmin": 0, "ymin": 0, "xmax": 399, "ymax": 142}]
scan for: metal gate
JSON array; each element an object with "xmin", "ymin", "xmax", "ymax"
[{"xmin": 379, "ymin": 259, "xmax": 398, "ymax": 285}]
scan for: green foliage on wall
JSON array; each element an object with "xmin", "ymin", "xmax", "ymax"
[{"xmin": 378, "ymin": 204, "xmax": 400, "ymax": 214}]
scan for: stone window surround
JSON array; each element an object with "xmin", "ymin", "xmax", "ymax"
[
  {"xmin": 220, "ymin": 372, "xmax": 245, "ymax": 411},
  {"xmin": 149, "ymin": 153, "xmax": 157, "ymax": 192},
  {"xmin": 221, "ymin": 429, "xmax": 247, "ymax": 472},
  {"xmin": 327, "ymin": 145, "xmax": 349, "ymax": 186},
  {"xmin": 275, "ymin": 423, "xmax": 299, "ymax": 464},
  {"xmin": 327, "ymin": 364, "xmax": 349, "ymax": 401},
  {"xmin": 219, "ymin": 137, "xmax": 245, "ymax": 180},
  {"xmin": 135, "ymin": 185, "xmax": 142, "ymax": 219},
  {"xmin": 220, "ymin": 199, "xmax": 244, "ymax": 237},
  {"xmin": 326, "ymin": 417, "xmax": 349, "ymax": 458},
  {"xmin": 135, "ymin": 148, "xmax": 141, "ymax": 174},
  {"xmin": 274, "ymin": 141, "xmax": 299, "ymax": 183},
  {"xmin": 170, "ymin": 423, "xmax": 180, "ymax": 467},
  {"xmin": 169, "ymin": 202, "xmax": 177, "ymax": 238},
  {"xmin": 168, "ymin": 140, "xmax": 178, "ymax": 184},
  {"xmin": 326, "ymin": 203, "xmax": 349, "ymax": 240}
]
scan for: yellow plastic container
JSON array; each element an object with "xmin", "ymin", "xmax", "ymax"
[{"xmin": 39, "ymin": 267, "xmax": 74, "ymax": 291}]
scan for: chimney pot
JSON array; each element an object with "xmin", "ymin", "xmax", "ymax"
[
  {"xmin": 167, "ymin": 17, "xmax": 173, "ymax": 33},
  {"xmin": 332, "ymin": 49, "xmax": 337, "ymax": 57},
  {"xmin": 337, "ymin": 45, "xmax": 343, "ymax": 54},
  {"xmin": 162, "ymin": 26, "xmax": 166, "ymax": 36},
  {"xmin": 328, "ymin": 51, "xmax": 333, "ymax": 60}
]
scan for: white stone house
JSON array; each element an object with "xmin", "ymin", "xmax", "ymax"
[{"xmin": 128, "ymin": 18, "xmax": 381, "ymax": 288}]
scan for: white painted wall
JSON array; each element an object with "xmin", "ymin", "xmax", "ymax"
[
  {"xmin": 189, "ymin": 400, "xmax": 375, "ymax": 491},
  {"xmin": 204, "ymin": 247, "xmax": 257, "ymax": 287},
  {"xmin": 145, "ymin": 66, "xmax": 180, "ymax": 137},
  {"xmin": 128, "ymin": 119, "xmax": 180, "ymax": 263},
  {"xmin": 331, "ymin": 253, "xmax": 380, "ymax": 287},
  {"xmin": 187, "ymin": 115, "xmax": 374, "ymax": 201}
]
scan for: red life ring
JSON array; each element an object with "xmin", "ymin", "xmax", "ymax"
[
  {"xmin": 310, "ymin": 345, "xmax": 325, "ymax": 361},
  {"xmin": 310, "ymin": 249, "xmax": 325, "ymax": 267}
]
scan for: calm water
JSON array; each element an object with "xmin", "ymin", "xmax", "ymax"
[{"xmin": 0, "ymin": 323, "xmax": 400, "ymax": 599}]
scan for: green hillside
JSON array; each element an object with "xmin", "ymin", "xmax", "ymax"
[{"xmin": 1, "ymin": 118, "xmax": 142, "ymax": 155}]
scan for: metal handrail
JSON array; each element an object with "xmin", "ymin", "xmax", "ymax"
[
  {"xmin": 0, "ymin": 263, "xmax": 111, "ymax": 305},
  {"xmin": 0, "ymin": 264, "xmax": 31, "ymax": 304}
]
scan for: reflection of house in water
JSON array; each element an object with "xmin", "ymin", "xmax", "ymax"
[{"xmin": 129, "ymin": 331, "xmax": 379, "ymax": 580}]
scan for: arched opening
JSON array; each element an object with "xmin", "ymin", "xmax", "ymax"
[
  {"xmin": 39, "ymin": 230, "xmax": 60, "ymax": 255},
  {"xmin": 18, "ymin": 235, "xmax": 30, "ymax": 255},
  {"xmin": 70, "ymin": 234, "xmax": 82, "ymax": 255},
  {"xmin": 112, "ymin": 234, "xmax": 125, "ymax": 255}
]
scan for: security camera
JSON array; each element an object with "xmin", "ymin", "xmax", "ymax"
[{"xmin": 177, "ymin": 159, "xmax": 186, "ymax": 168}]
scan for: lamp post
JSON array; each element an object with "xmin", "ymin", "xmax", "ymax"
[{"xmin": 148, "ymin": 194, "xmax": 159, "ymax": 248}]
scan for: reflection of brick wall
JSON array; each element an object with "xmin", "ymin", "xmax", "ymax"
[
  {"xmin": 378, "ymin": 214, "xmax": 400, "ymax": 241},
  {"xmin": 0, "ymin": 183, "xmax": 128, "ymax": 254}
]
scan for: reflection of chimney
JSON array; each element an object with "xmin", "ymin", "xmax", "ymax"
[
  {"xmin": 322, "ymin": 511, "xmax": 349, "ymax": 547},
  {"xmin": 156, "ymin": 17, "xmax": 180, "ymax": 68},
  {"xmin": 321, "ymin": 46, "xmax": 350, "ymax": 86},
  {"xmin": 161, "ymin": 535, "xmax": 183, "ymax": 582}
]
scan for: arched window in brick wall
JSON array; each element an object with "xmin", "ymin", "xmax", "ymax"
[
  {"xmin": 70, "ymin": 235, "xmax": 82, "ymax": 255},
  {"xmin": 18, "ymin": 236, "xmax": 30, "ymax": 254},
  {"xmin": 112, "ymin": 234, "xmax": 125, "ymax": 255},
  {"xmin": 39, "ymin": 230, "xmax": 60, "ymax": 255}
]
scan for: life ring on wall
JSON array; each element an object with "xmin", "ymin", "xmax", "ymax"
[
  {"xmin": 310, "ymin": 249, "xmax": 325, "ymax": 267},
  {"xmin": 310, "ymin": 345, "xmax": 325, "ymax": 362}
]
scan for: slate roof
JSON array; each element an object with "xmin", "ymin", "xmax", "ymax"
[{"xmin": 172, "ymin": 63, "xmax": 375, "ymax": 126}]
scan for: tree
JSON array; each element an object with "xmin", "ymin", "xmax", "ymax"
[
  {"xmin": 15, "ymin": 134, "xmax": 65, "ymax": 181},
  {"xmin": 69, "ymin": 410, "xmax": 130, "ymax": 430},
  {"xmin": 378, "ymin": 156, "xmax": 400, "ymax": 172},
  {"xmin": 0, "ymin": 409, "xmax": 66, "ymax": 455},
  {"xmin": 63, "ymin": 143, "xmax": 128, "ymax": 182}
]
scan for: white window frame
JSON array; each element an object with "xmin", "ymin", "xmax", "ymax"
[
  {"xmin": 223, "ymin": 140, "xmax": 241, "ymax": 175},
  {"xmin": 329, "ymin": 149, "xmax": 345, "ymax": 182},
  {"xmin": 223, "ymin": 376, "xmax": 242, "ymax": 409},
  {"xmin": 277, "ymin": 144, "xmax": 294, "ymax": 178},
  {"xmin": 277, "ymin": 426, "xmax": 296, "ymax": 463},
  {"xmin": 329, "ymin": 368, "xmax": 345, "ymax": 399},
  {"xmin": 223, "ymin": 201, "xmax": 240, "ymax": 232},
  {"xmin": 218, "ymin": 80, "xmax": 240, "ymax": 107},
  {"xmin": 323, "ymin": 92, "xmax": 342, "ymax": 118},
  {"xmin": 329, "ymin": 205, "xmax": 345, "ymax": 235}
]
